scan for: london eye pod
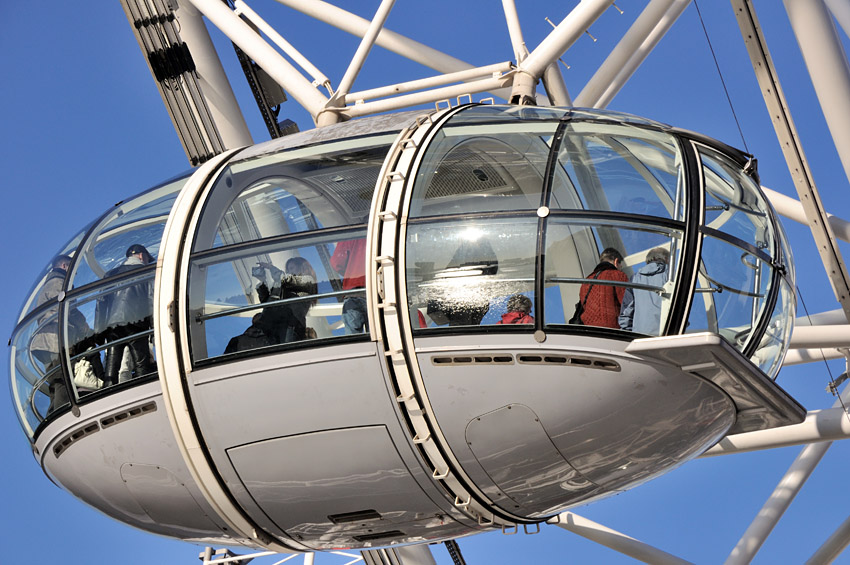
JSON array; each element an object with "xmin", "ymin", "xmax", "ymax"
[{"xmin": 9, "ymin": 104, "xmax": 804, "ymax": 552}]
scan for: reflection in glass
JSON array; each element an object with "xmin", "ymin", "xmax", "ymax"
[
  {"xmin": 752, "ymin": 279, "xmax": 795, "ymax": 378},
  {"xmin": 71, "ymin": 177, "xmax": 186, "ymax": 288},
  {"xmin": 189, "ymin": 230, "xmax": 367, "ymax": 362},
  {"xmin": 407, "ymin": 219, "xmax": 537, "ymax": 329}
]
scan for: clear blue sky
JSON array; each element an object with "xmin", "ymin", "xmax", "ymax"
[{"xmin": 2, "ymin": 2, "xmax": 849, "ymax": 563}]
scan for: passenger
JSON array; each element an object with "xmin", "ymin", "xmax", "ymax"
[
  {"xmin": 256, "ymin": 257, "xmax": 317, "ymax": 344},
  {"xmin": 330, "ymin": 238, "xmax": 368, "ymax": 334},
  {"xmin": 31, "ymin": 255, "xmax": 102, "ymax": 411},
  {"xmin": 224, "ymin": 313, "xmax": 274, "ymax": 354},
  {"xmin": 619, "ymin": 247, "xmax": 670, "ymax": 335},
  {"xmin": 95, "ymin": 244, "xmax": 156, "ymax": 385},
  {"xmin": 427, "ymin": 237, "xmax": 498, "ymax": 327},
  {"xmin": 575, "ymin": 247, "xmax": 628, "ymax": 328},
  {"xmin": 497, "ymin": 294, "xmax": 534, "ymax": 325}
]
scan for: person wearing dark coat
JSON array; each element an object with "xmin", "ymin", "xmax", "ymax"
[
  {"xmin": 255, "ymin": 257, "xmax": 318, "ymax": 344},
  {"xmin": 95, "ymin": 244, "xmax": 156, "ymax": 384},
  {"xmin": 224, "ymin": 313, "xmax": 274, "ymax": 354}
]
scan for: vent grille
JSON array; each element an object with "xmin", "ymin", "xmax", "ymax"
[
  {"xmin": 432, "ymin": 354, "xmax": 515, "ymax": 366},
  {"xmin": 353, "ymin": 530, "xmax": 405, "ymax": 543},
  {"xmin": 424, "ymin": 146, "xmax": 508, "ymax": 199},
  {"xmin": 100, "ymin": 401, "xmax": 157, "ymax": 429},
  {"xmin": 517, "ymin": 354, "xmax": 620, "ymax": 371},
  {"xmin": 328, "ymin": 509, "xmax": 382, "ymax": 524},
  {"xmin": 54, "ymin": 422, "xmax": 100, "ymax": 458}
]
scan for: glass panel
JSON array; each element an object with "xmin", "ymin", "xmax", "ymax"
[
  {"xmin": 751, "ymin": 278, "xmax": 795, "ymax": 379},
  {"xmin": 552, "ymin": 123, "xmax": 683, "ymax": 219},
  {"xmin": 66, "ymin": 267, "xmax": 156, "ymax": 392},
  {"xmin": 700, "ymin": 145, "xmax": 774, "ymax": 260},
  {"xmin": 193, "ymin": 137, "xmax": 395, "ymax": 252},
  {"xmin": 17, "ymin": 227, "xmax": 89, "ymax": 323},
  {"xmin": 71, "ymin": 177, "xmax": 187, "ymax": 288},
  {"xmin": 408, "ymin": 122, "xmax": 558, "ymax": 217},
  {"xmin": 447, "ymin": 104, "xmax": 567, "ymax": 123},
  {"xmin": 544, "ymin": 219, "xmax": 682, "ymax": 334},
  {"xmin": 685, "ymin": 234, "xmax": 772, "ymax": 352},
  {"xmin": 407, "ymin": 218, "xmax": 538, "ymax": 329},
  {"xmin": 188, "ymin": 229, "xmax": 367, "ymax": 362},
  {"xmin": 10, "ymin": 314, "xmax": 69, "ymax": 438}
]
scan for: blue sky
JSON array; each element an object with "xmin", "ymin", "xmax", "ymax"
[{"xmin": 2, "ymin": 1, "xmax": 850, "ymax": 563}]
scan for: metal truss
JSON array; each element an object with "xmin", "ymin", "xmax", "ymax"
[{"xmin": 133, "ymin": 0, "xmax": 850, "ymax": 563}]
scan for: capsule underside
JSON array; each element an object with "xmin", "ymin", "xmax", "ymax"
[{"xmin": 12, "ymin": 105, "xmax": 803, "ymax": 551}]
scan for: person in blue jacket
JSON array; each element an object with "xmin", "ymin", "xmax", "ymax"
[{"xmin": 619, "ymin": 247, "xmax": 670, "ymax": 335}]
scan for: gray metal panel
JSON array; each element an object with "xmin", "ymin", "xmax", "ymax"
[
  {"xmin": 414, "ymin": 333, "xmax": 736, "ymax": 514},
  {"xmin": 120, "ymin": 463, "xmax": 222, "ymax": 536},
  {"xmin": 227, "ymin": 426, "xmax": 447, "ymax": 549},
  {"xmin": 466, "ymin": 404, "xmax": 604, "ymax": 516}
]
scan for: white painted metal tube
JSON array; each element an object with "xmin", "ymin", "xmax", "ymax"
[
  {"xmin": 335, "ymin": 0, "xmax": 396, "ymax": 98},
  {"xmin": 764, "ymin": 186, "xmax": 850, "ymax": 244},
  {"xmin": 703, "ymin": 407, "xmax": 850, "ymax": 456},
  {"xmin": 783, "ymin": 347, "xmax": 844, "ymax": 366},
  {"xmin": 338, "ymin": 75, "xmax": 511, "ymax": 120},
  {"xmin": 176, "ymin": 1, "xmax": 253, "ymax": 148},
  {"xmin": 725, "ymin": 442, "xmax": 831, "ymax": 564},
  {"xmin": 519, "ymin": 0, "xmax": 614, "ymax": 80},
  {"xmin": 825, "ymin": 0, "xmax": 850, "ymax": 40},
  {"xmin": 343, "ymin": 62, "xmax": 514, "ymax": 104},
  {"xmin": 548, "ymin": 512, "xmax": 692, "ymax": 565},
  {"xmin": 790, "ymin": 325, "xmax": 850, "ymax": 348},
  {"xmin": 274, "ymin": 0, "xmax": 470, "ymax": 74},
  {"xmin": 232, "ymin": 0, "xmax": 331, "ymax": 91},
  {"xmin": 785, "ymin": 0, "xmax": 850, "ymax": 188},
  {"xmin": 724, "ymin": 384, "xmax": 850, "ymax": 564},
  {"xmin": 186, "ymin": 0, "xmax": 328, "ymax": 120},
  {"xmin": 574, "ymin": 0, "xmax": 690, "ymax": 108},
  {"xmin": 502, "ymin": 0, "xmax": 529, "ymax": 62},
  {"xmin": 806, "ymin": 512, "xmax": 850, "ymax": 564},
  {"xmin": 796, "ymin": 308, "xmax": 850, "ymax": 327},
  {"xmin": 543, "ymin": 62, "xmax": 572, "ymax": 106}
]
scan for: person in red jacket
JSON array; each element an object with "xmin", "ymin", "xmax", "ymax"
[
  {"xmin": 578, "ymin": 248, "xmax": 628, "ymax": 328},
  {"xmin": 498, "ymin": 294, "xmax": 534, "ymax": 324}
]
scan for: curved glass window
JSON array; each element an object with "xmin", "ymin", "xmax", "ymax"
[
  {"xmin": 70, "ymin": 177, "xmax": 187, "ymax": 288},
  {"xmin": 188, "ymin": 135, "xmax": 395, "ymax": 363},
  {"xmin": 194, "ymin": 136, "xmax": 396, "ymax": 252},
  {"xmin": 407, "ymin": 218, "xmax": 538, "ymax": 328},
  {"xmin": 752, "ymin": 278, "xmax": 795, "ymax": 377},
  {"xmin": 16, "ymin": 227, "xmax": 89, "ymax": 323},
  {"xmin": 552, "ymin": 122, "xmax": 684, "ymax": 219}
]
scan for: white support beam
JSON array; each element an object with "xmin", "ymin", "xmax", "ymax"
[
  {"xmin": 502, "ymin": 0, "xmax": 530, "ymax": 62},
  {"xmin": 186, "ymin": 0, "xmax": 328, "ymax": 121},
  {"xmin": 336, "ymin": 74, "xmax": 511, "ymax": 120},
  {"xmin": 724, "ymin": 384, "xmax": 850, "ymax": 564},
  {"xmin": 274, "ymin": 0, "xmax": 470, "ymax": 74},
  {"xmin": 542, "ymin": 62, "xmax": 572, "ymax": 106},
  {"xmin": 826, "ymin": 0, "xmax": 850, "ymax": 40},
  {"xmin": 733, "ymin": 0, "xmax": 850, "ymax": 322},
  {"xmin": 806, "ymin": 512, "xmax": 850, "ymax": 564},
  {"xmin": 232, "ymin": 0, "xmax": 331, "ymax": 93},
  {"xmin": 334, "ymin": 0, "xmax": 397, "ymax": 100},
  {"xmin": 725, "ymin": 442, "xmax": 831, "ymax": 564},
  {"xmin": 343, "ymin": 61, "xmax": 514, "ymax": 105},
  {"xmin": 519, "ymin": 0, "xmax": 614, "ymax": 80},
  {"xmin": 764, "ymin": 186, "xmax": 850, "ymax": 244},
  {"xmin": 785, "ymin": 0, "xmax": 850, "ymax": 189},
  {"xmin": 176, "ymin": 1, "xmax": 253, "ymax": 149},
  {"xmin": 783, "ymin": 347, "xmax": 844, "ymax": 366},
  {"xmin": 548, "ymin": 512, "xmax": 693, "ymax": 565},
  {"xmin": 790, "ymin": 325, "xmax": 850, "ymax": 348},
  {"xmin": 703, "ymin": 407, "xmax": 850, "ymax": 456},
  {"xmin": 575, "ymin": 0, "xmax": 691, "ymax": 108}
]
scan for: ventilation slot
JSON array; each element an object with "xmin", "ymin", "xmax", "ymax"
[
  {"xmin": 100, "ymin": 401, "xmax": 157, "ymax": 430},
  {"xmin": 353, "ymin": 530, "xmax": 405, "ymax": 543},
  {"xmin": 517, "ymin": 354, "xmax": 620, "ymax": 372},
  {"xmin": 53, "ymin": 422, "xmax": 100, "ymax": 458},
  {"xmin": 432, "ymin": 354, "xmax": 514, "ymax": 366},
  {"xmin": 329, "ymin": 509, "xmax": 382, "ymax": 524}
]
